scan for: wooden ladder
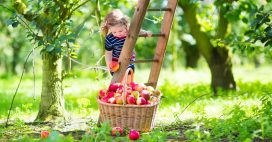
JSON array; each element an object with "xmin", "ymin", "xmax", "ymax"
[{"xmin": 111, "ymin": 0, "xmax": 177, "ymax": 88}]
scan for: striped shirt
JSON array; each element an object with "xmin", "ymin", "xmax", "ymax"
[{"xmin": 105, "ymin": 33, "xmax": 135, "ymax": 62}]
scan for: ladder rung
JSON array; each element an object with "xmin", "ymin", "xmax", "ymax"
[
  {"xmin": 130, "ymin": 59, "xmax": 159, "ymax": 64},
  {"xmin": 138, "ymin": 33, "xmax": 165, "ymax": 37},
  {"xmin": 147, "ymin": 8, "xmax": 172, "ymax": 11},
  {"xmin": 144, "ymin": 82, "xmax": 157, "ymax": 86}
]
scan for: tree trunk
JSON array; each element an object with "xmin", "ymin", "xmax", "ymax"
[
  {"xmin": 36, "ymin": 53, "xmax": 67, "ymax": 121},
  {"xmin": 182, "ymin": 40, "xmax": 200, "ymax": 68},
  {"xmin": 179, "ymin": 1, "xmax": 236, "ymax": 93},
  {"xmin": 11, "ymin": 42, "xmax": 20, "ymax": 75}
]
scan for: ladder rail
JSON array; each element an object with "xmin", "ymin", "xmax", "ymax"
[
  {"xmin": 111, "ymin": 0, "xmax": 150, "ymax": 83},
  {"xmin": 148, "ymin": 0, "xmax": 178, "ymax": 88}
]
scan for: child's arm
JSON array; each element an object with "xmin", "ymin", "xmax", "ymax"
[{"xmin": 105, "ymin": 51, "xmax": 112, "ymax": 70}]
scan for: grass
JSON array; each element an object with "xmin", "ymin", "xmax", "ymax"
[{"xmin": 0, "ymin": 64, "xmax": 272, "ymax": 140}]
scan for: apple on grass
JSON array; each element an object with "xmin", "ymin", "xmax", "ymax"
[
  {"xmin": 111, "ymin": 127, "xmax": 123, "ymax": 136},
  {"xmin": 136, "ymin": 97, "xmax": 147, "ymax": 105},
  {"xmin": 129, "ymin": 129, "xmax": 140, "ymax": 140},
  {"xmin": 41, "ymin": 130, "xmax": 50, "ymax": 139}
]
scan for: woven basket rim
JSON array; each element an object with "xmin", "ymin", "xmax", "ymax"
[{"xmin": 97, "ymin": 97, "xmax": 160, "ymax": 108}]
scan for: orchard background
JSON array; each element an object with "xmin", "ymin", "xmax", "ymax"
[{"xmin": 0, "ymin": 0, "xmax": 272, "ymax": 141}]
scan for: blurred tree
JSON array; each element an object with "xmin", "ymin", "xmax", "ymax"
[
  {"xmin": 12, "ymin": 0, "xmax": 90, "ymax": 121},
  {"xmin": 179, "ymin": 0, "xmax": 236, "ymax": 93}
]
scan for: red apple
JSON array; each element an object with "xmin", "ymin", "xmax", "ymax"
[
  {"xmin": 136, "ymin": 97, "xmax": 147, "ymax": 105},
  {"xmin": 131, "ymin": 91, "xmax": 140, "ymax": 99},
  {"xmin": 111, "ymin": 127, "xmax": 123, "ymax": 136},
  {"xmin": 41, "ymin": 130, "xmax": 50, "ymax": 139},
  {"xmin": 126, "ymin": 95, "xmax": 136, "ymax": 104},
  {"xmin": 140, "ymin": 90, "xmax": 150, "ymax": 101},
  {"xmin": 99, "ymin": 89, "xmax": 107, "ymax": 98},
  {"xmin": 128, "ymin": 129, "xmax": 140, "ymax": 140},
  {"xmin": 102, "ymin": 96, "xmax": 110, "ymax": 103},
  {"xmin": 108, "ymin": 83, "xmax": 121, "ymax": 92},
  {"xmin": 108, "ymin": 97, "xmax": 116, "ymax": 104},
  {"xmin": 107, "ymin": 92, "xmax": 115, "ymax": 98},
  {"xmin": 135, "ymin": 83, "xmax": 146, "ymax": 92},
  {"xmin": 130, "ymin": 82, "xmax": 138, "ymax": 91},
  {"xmin": 110, "ymin": 61, "xmax": 119, "ymax": 72}
]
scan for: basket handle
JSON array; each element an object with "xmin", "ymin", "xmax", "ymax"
[{"xmin": 122, "ymin": 68, "xmax": 134, "ymax": 105}]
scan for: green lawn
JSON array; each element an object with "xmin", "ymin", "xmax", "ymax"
[{"xmin": 0, "ymin": 64, "xmax": 272, "ymax": 141}]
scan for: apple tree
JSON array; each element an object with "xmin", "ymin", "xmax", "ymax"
[{"xmin": 11, "ymin": 0, "xmax": 89, "ymax": 121}]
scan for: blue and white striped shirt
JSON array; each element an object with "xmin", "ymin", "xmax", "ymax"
[{"xmin": 105, "ymin": 33, "xmax": 135, "ymax": 62}]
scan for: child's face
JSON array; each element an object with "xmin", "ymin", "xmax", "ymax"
[{"xmin": 110, "ymin": 24, "xmax": 128, "ymax": 38}]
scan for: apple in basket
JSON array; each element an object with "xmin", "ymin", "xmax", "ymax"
[
  {"xmin": 130, "ymin": 82, "xmax": 138, "ymax": 91},
  {"xmin": 129, "ymin": 129, "xmax": 140, "ymax": 140},
  {"xmin": 127, "ymin": 95, "xmax": 136, "ymax": 104},
  {"xmin": 108, "ymin": 97, "xmax": 116, "ymax": 104},
  {"xmin": 107, "ymin": 91, "xmax": 115, "ymax": 98},
  {"xmin": 99, "ymin": 89, "xmax": 107, "ymax": 99},
  {"xmin": 146, "ymin": 86, "xmax": 155, "ymax": 93},
  {"xmin": 102, "ymin": 96, "xmax": 110, "ymax": 103},
  {"xmin": 131, "ymin": 91, "xmax": 140, "ymax": 99},
  {"xmin": 136, "ymin": 97, "xmax": 147, "ymax": 105},
  {"xmin": 135, "ymin": 83, "xmax": 146, "ymax": 92},
  {"xmin": 140, "ymin": 90, "xmax": 150, "ymax": 101},
  {"xmin": 108, "ymin": 83, "xmax": 121, "ymax": 92},
  {"xmin": 115, "ymin": 96, "xmax": 123, "ymax": 104}
]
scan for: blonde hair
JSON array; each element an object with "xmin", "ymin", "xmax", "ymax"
[{"xmin": 101, "ymin": 9, "xmax": 129, "ymax": 36}]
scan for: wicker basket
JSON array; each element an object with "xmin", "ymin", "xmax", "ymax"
[{"xmin": 97, "ymin": 68, "xmax": 160, "ymax": 132}]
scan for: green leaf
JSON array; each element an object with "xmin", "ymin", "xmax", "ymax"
[
  {"xmin": 46, "ymin": 45, "xmax": 54, "ymax": 52},
  {"xmin": 265, "ymin": 27, "xmax": 272, "ymax": 37}
]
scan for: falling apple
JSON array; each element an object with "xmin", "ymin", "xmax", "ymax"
[{"xmin": 128, "ymin": 129, "xmax": 140, "ymax": 140}]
